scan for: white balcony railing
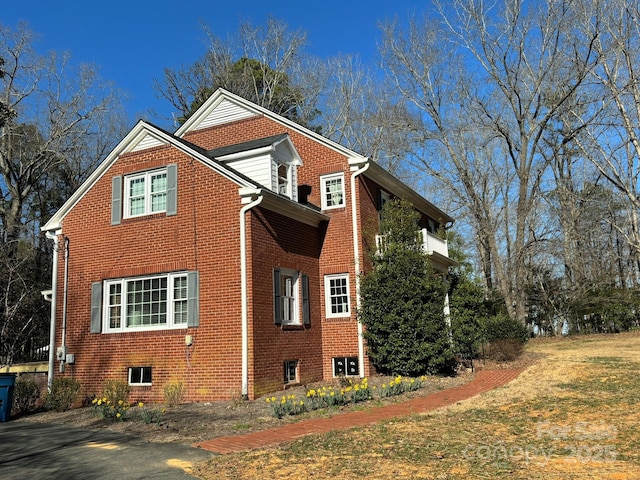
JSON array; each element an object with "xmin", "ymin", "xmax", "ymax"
[
  {"xmin": 375, "ymin": 228, "xmax": 449, "ymax": 259},
  {"xmin": 419, "ymin": 228, "xmax": 449, "ymax": 258}
]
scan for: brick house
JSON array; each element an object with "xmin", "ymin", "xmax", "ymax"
[{"xmin": 42, "ymin": 88, "xmax": 454, "ymax": 402}]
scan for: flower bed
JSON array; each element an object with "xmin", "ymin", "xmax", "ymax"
[{"xmin": 266, "ymin": 376, "xmax": 425, "ymax": 418}]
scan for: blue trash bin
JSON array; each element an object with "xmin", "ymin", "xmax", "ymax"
[{"xmin": 0, "ymin": 373, "xmax": 16, "ymax": 422}]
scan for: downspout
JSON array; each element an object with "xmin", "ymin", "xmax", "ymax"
[
  {"xmin": 60, "ymin": 236, "xmax": 69, "ymax": 372},
  {"xmin": 350, "ymin": 161, "xmax": 370, "ymax": 378},
  {"xmin": 45, "ymin": 229, "xmax": 62, "ymax": 392},
  {"xmin": 240, "ymin": 191, "xmax": 264, "ymax": 398}
]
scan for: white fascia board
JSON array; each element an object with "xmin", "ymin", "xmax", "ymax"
[
  {"xmin": 352, "ymin": 158, "xmax": 454, "ymax": 226},
  {"xmin": 42, "ymin": 120, "xmax": 150, "ymax": 232},
  {"xmin": 239, "ymin": 187, "xmax": 328, "ymax": 227},
  {"xmin": 214, "ymin": 137, "xmax": 302, "ymax": 166},
  {"xmin": 216, "ymin": 145, "xmax": 274, "ymax": 162},
  {"xmin": 276, "ymin": 137, "xmax": 303, "ymax": 166},
  {"xmin": 175, "ymin": 92, "xmax": 263, "ymax": 138},
  {"xmin": 42, "ymin": 121, "xmax": 254, "ymax": 232},
  {"xmin": 177, "ymin": 88, "xmax": 367, "ymax": 161}
]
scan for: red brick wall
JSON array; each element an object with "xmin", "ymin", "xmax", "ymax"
[
  {"xmin": 53, "ymin": 112, "xmax": 391, "ymax": 404},
  {"xmin": 247, "ymin": 208, "xmax": 324, "ymax": 398},
  {"xmin": 58, "ymin": 144, "xmax": 248, "ymax": 402},
  {"xmin": 186, "ymin": 117, "xmax": 367, "ymax": 380}
]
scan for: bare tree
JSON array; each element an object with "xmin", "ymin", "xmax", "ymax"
[
  {"xmin": 0, "ymin": 22, "xmax": 126, "ymax": 245},
  {"xmin": 573, "ymin": 0, "xmax": 640, "ymax": 280},
  {"xmin": 318, "ymin": 55, "xmax": 420, "ymax": 176},
  {"xmin": 381, "ymin": 0, "xmax": 601, "ymax": 323},
  {"xmin": 155, "ymin": 17, "xmax": 320, "ymax": 128},
  {"xmin": 0, "ymin": 23, "xmax": 127, "ymax": 365}
]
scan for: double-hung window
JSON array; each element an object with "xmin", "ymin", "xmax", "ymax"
[
  {"xmin": 324, "ymin": 274, "xmax": 350, "ymax": 318},
  {"xmin": 95, "ymin": 271, "xmax": 198, "ymax": 333},
  {"xmin": 125, "ymin": 169, "xmax": 168, "ymax": 218},
  {"xmin": 111, "ymin": 164, "xmax": 177, "ymax": 225},
  {"xmin": 274, "ymin": 268, "xmax": 310, "ymax": 326},
  {"xmin": 320, "ymin": 173, "xmax": 345, "ymax": 210}
]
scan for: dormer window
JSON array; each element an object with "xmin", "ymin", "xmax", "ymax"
[
  {"xmin": 208, "ymin": 134, "xmax": 301, "ymax": 203},
  {"xmin": 277, "ymin": 163, "xmax": 290, "ymax": 196}
]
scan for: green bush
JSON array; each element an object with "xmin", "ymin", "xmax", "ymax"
[
  {"xmin": 481, "ymin": 314, "xmax": 528, "ymax": 361},
  {"xmin": 483, "ymin": 314, "xmax": 529, "ymax": 344},
  {"xmin": 13, "ymin": 378, "xmax": 41, "ymax": 415},
  {"xmin": 44, "ymin": 377, "xmax": 81, "ymax": 412},
  {"xmin": 360, "ymin": 199, "xmax": 455, "ymax": 376}
]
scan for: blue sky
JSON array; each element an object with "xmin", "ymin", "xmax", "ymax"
[{"xmin": 4, "ymin": 0, "xmax": 431, "ymax": 126}]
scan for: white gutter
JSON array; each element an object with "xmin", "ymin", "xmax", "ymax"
[
  {"xmin": 45, "ymin": 229, "xmax": 62, "ymax": 391},
  {"xmin": 350, "ymin": 161, "xmax": 370, "ymax": 378},
  {"xmin": 239, "ymin": 189, "xmax": 264, "ymax": 398}
]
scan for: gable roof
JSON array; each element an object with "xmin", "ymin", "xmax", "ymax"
[
  {"xmin": 177, "ymin": 88, "xmax": 454, "ymax": 226},
  {"xmin": 41, "ymin": 121, "xmax": 260, "ymax": 232},
  {"xmin": 207, "ymin": 133, "xmax": 302, "ymax": 166},
  {"xmin": 43, "ymin": 119, "xmax": 327, "ymax": 232},
  {"xmin": 176, "ymin": 89, "xmax": 368, "ymax": 161}
]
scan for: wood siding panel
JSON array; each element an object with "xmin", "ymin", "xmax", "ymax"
[
  {"xmin": 132, "ymin": 133, "xmax": 166, "ymax": 152},
  {"xmin": 226, "ymin": 155, "xmax": 271, "ymax": 190},
  {"xmin": 199, "ymin": 99, "xmax": 258, "ymax": 130}
]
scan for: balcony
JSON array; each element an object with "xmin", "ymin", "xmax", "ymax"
[
  {"xmin": 418, "ymin": 229, "xmax": 449, "ymax": 258},
  {"xmin": 375, "ymin": 228, "xmax": 453, "ymax": 271}
]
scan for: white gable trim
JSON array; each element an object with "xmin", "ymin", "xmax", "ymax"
[
  {"xmin": 197, "ymin": 97, "xmax": 258, "ymax": 129},
  {"xmin": 176, "ymin": 88, "xmax": 369, "ymax": 161},
  {"xmin": 42, "ymin": 121, "xmax": 255, "ymax": 232},
  {"xmin": 131, "ymin": 132, "xmax": 167, "ymax": 151}
]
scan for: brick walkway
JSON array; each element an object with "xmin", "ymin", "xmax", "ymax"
[{"xmin": 194, "ymin": 369, "xmax": 522, "ymax": 454}]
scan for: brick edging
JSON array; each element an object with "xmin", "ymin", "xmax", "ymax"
[{"xmin": 194, "ymin": 369, "xmax": 523, "ymax": 454}]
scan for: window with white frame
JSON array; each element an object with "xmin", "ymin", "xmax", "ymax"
[
  {"xmin": 276, "ymin": 268, "xmax": 298, "ymax": 325},
  {"xmin": 124, "ymin": 168, "xmax": 168, "ymax": 218},
  {"xmin": 129, "ymin": 366, "xmax": 152, "ymax": 386},
  {"xmin": 324, "ymin": 274, "xmax": 350, "ymax": 318},
  {"xmin": 321, "ymin": 173, "xmax": 345, "ymax": 210},
  {"xmin": 277, "ymin": 163, "xmax": 290, "ymax": 196},
  {"xmin": 378, "ymin": 190, "xmax": 391, "ymax": 222},
  {"xmin": 274, "ymin": 269, "xmax": 310, "ymax": 326},
  {"xmin": 103, "ymin": 273, "xmax": 190, "ymax": 332}
]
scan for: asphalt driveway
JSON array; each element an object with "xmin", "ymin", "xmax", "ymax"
[{"xmin": 0, "ymin": 421, "xmax": 213, "ymax": 479}]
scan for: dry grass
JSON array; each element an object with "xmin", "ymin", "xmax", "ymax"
[{"xmin": 193, "ymin": 332, "xmax": 640, "ymax": 480}]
